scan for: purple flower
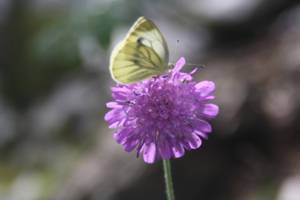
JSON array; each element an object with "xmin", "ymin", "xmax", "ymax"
[{"xmin": 105, "ymin": 57, "xmax": 219, "ymax": 164}]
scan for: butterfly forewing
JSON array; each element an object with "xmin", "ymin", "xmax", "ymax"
[{"xmin": 110, "ymin": 16, "xmax": 169, "ymax": 83}]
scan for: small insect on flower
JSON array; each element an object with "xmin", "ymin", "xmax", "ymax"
[{"xmin": 105, "ymin": 57, "xmax": 219, "ymax": 163}]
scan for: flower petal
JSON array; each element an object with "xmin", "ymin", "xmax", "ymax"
[
  {"xmin": 112, "ymin": 86, "xmax": 132, "ymax": 100},
  {"xmin": 202, "ymin": 104, "xmax": 219, "ymax": 118},
  {"xmin": 191, "ymin": 119, "xmax": 212, "ymax": 133},
  {"xmin": 173, "ymin": 57, "xmax": 186, "ymax": 74},
  {"xmin": 190, "ymin": 68, "xmax": 198, "ymax": 75},
  {"xmin": 194, "ymin": 130, "xmax": 208, "ymax": 139},
  {"xmin": 106, "ymin": 102, "xmax": 122, "ymax": 109},
  {"xmin": 205, "ymin": 95, "xmax": 215, "ymax": 100},
  {"xmin": 124, "ymin": 139, "xmax": 138, "ymax": 152},
  {"xmin": 113, "ymin": 128, "xmax": 132, "ymax": 144},
  {"xmin": 143, "ymin": 143, "xmax": 156, "ymax": 164},
  {"xmin": 195, "ymin": 81, "xmax": 215, "ymax": 97},
  {"xmin": 172, "ymin": 143, "xmax": 185, "ymax": 158},
  {"xmin": 104, "ymin": 109, "xmax": 125, "ymax": 128},
  {"xmin": 187, "ymin": 133, "xmax": 202, "ymax": 149}
]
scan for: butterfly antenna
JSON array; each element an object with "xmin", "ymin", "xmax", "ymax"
[
  {"xmin": 186, "ymin": 63, "xmax": 205, "ymax": 69},
  {"xmin": 168, "ymin": 40, "xmax": 180, "ymax": 67},
  {"xmin": 174, "ymin": 39, "xmax": 180, "ymax": 62}
]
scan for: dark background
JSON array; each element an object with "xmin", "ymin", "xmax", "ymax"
[{"xmin": 1, "ymin": 0, "xmax": 300, "ymax": 199}]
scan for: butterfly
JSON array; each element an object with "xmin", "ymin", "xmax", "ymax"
[{"xmin": 109, "ymin": 16, "xmax": 169, "ymax": 83}]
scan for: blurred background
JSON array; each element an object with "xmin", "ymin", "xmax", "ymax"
[{"xmin": 1, "ymin": 0, "xmax": 300, "ymax": 199}]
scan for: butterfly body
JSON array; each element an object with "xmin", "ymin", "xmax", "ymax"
[{"xmin": 109, "ymin": 16, "xmax": 169, "ymax": 83}]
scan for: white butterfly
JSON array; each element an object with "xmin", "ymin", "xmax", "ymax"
[{"xmin": 109, "ymin": 16, "xmax": 169, "ymax": 83}]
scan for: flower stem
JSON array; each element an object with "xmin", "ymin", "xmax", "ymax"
[{"xmin": 163, "ymin": 159, "xmax": 175, "ymax": 200}]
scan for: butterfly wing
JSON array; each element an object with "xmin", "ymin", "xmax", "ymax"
[{"xmin": 109, "ymin": 16, "xmax": 169, "ymax": 83}]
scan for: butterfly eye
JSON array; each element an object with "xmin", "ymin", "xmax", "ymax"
[
  {"xmin": 137, "ymin": 37, "xmax": 145, "ymax": 44},
  {"xmin": 137, "ymin": 37, "xmax": 153, "ymax": 48}
]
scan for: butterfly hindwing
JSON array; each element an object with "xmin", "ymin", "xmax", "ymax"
[{"xmin": 110, "ymin": 16, "xmax": 169, "ymax": 83}]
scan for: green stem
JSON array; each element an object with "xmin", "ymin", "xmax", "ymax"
[{"xmin": 163, "ymin": 159, "xmax": 175, "ymax": 200}]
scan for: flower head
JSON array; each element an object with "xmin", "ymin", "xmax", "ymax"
[{"xmin": 105, "ymin": 57, "xmax": 219, "ymax": 163}]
